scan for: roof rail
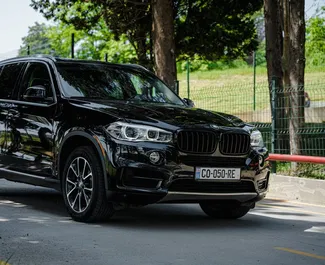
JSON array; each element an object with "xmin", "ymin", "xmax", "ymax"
[
  {"xmin": 32, "ymin": 54, "xmax": 57, "ymax": 60},
  {"xmin": 0, "ymin": 54, "xmax": 57, "ymax": 63}
]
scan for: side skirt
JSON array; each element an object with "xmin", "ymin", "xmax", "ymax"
[{"xmin": 0, "ymin": 168, "xmax": 60, "ymax": 191}]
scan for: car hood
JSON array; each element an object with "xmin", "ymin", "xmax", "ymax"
[{"xmin": 68, "ymin": 98, "xmax": 246, "ymax": 130}]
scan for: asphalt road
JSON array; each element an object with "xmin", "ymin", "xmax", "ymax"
[{"xmin": 1, "ymin": 179, "xmax": 325, "ymax": 265}]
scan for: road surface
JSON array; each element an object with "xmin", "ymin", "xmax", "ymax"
[{"xmin": 1, "ymin": 179, "xmax": 325, "ymax": 265}]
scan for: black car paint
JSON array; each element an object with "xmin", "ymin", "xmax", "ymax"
[{"xmin": 0, "ymin": 56, "xmax": 270, "ymax": 207}]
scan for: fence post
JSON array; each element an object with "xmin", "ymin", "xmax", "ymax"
[
  {"xmin": 27, "ymin": 46, "xmax": 30, "ymax": 55},
  {"xmin": 105, "ymin": 53, "xmax": 108, "ymax": 62},
  {"xmin": 175, "ymin": 80, "xmax": 179, "ymax": 95},
  {"xmin": 187, "ymin": 59, "xmax": 190, "ymax": 99},
  {"xmin": 71, "ymin": 33, "xmax": 75, "ymax": 59},
  {"xmin": 253, "ymin": 51, "xmax": 256, "ymax": 111},
  {"xmin": 271, "ymin": 77, "xmax": 277, "ymax": 174}
]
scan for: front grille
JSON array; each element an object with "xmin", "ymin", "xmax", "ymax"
[
  {"xmin": 168, "ymin": 179, "xmax": 256, "ymax": 193},
  {"xmin": 179, "ymin": 156, "xmax": 246, "ymax": 167},
  {"xmin": 219, "ymin": 133, "xmax": 250, "ymax": 156},
  {"xmin": 177, "ymin": 130, "xmax": 217, "ymax": 154}
]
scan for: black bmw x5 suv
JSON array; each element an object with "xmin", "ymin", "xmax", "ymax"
[{"xmin": 0, "ymin": 55, "xmax": 270, "ymax": 222}]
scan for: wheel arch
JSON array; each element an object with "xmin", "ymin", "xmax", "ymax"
[{"xmin": 58, "ymin": 131, "xmax": 111, "ymax": 196}]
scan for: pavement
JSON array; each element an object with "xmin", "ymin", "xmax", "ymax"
[
  {"xmin": 0, "ymin": 179, "xmax": 325, "ymax": 265},
  {"xmin": 267, "ymin": 174, "xmax": 325, "ymax": 205}
]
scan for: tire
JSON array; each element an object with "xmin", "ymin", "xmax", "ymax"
[
  {"xmin": 199, "ymin": 202, "xmax": 250, "ymax": 219},
  {"xmin": 61, "ymin": 145, "xmax": 115, "ymax": 222}
]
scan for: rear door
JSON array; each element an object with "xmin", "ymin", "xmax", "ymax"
[
  {"xmin": 0, "ymin": 62, "xmax": 25, "ymax": 166},
  {"xmin": 5, "ymin": 61, "xmax": 57, "ymax": 177}
]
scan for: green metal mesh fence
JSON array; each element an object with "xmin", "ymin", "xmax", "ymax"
[{"xmin": 179, "ymin": 78, "xmax": 325, "ymax": 178}]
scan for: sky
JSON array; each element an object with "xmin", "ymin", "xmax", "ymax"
[
  {"xmin": 0, "ymin": 0, "xmax": 47, "ymax": 58},
  {"xmin": 0, "ymin": 0, "xmax": 323, "ymax": 59}
]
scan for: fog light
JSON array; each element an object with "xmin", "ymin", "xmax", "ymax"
[{"xmin": 149, "ymin": 151, "xmax": 161, "ymax": 164}]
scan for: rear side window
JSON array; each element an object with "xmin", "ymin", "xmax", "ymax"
[{"xmin": 0, "ymin": 62, "xmax": 24, "ymax": 99}]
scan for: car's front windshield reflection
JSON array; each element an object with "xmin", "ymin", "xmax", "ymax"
[{"xmin": 56, "ymin": 62, "xmax": 184, "ymax": 106}]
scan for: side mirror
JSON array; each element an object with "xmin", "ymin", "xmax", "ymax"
[
  {"xmin": 183, "ymin": 98, "xmax": 195, "ymax": 107},
  {"xmin": 23, "ymin": 86, "xmax": 47, "ymax": 102}
]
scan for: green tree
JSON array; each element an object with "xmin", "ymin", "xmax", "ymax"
[
  {"xmin": 99, "ymin": 34, "xmax": 137, "ymax": 64},
  {"xmin": 19, "ymin": 22, "xmax": 52, "ymax": 55},
  {"xmin": 31, "ymin": 0, "xmax": 264, "ymax": 88},
  {"xmin": 31, "ymin": 0, "xmax": 152, "ymax": 67},
  {"xmin": 175, "ymin": 0, "xmax": 262, "ymax": 61},
  {"xmin": 47, "ymin": 20, "xmax": 137, "ymax": 62},
  {"xmin": 19, "ymin": 19, "xmax": 137, "ymax": 62},
  {"xmin": 305, "ymin": 10, "xmax": 325, "ymax": 66}
]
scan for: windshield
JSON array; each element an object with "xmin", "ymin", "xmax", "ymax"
[{"xmin": 56, "ymin": 62, "xmax": 184, "ymax": 106}]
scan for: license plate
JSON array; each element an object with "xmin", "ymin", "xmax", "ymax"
[{"xmin": 195, "ymin": 167, "xmax": 241, "ymax": 181}]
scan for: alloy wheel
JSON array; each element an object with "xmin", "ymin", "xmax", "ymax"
[{"xmin": 65, "ymin": 157, "xmax": 93, "ymax": 213}]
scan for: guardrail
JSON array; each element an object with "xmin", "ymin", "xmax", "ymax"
[
  {"xmin": 268, "ymin": 154, "xmax": 325, "ymax": 164},
  {"xmin": 267, "ymin": 154, "xmax": 325, "ymax": 174}
]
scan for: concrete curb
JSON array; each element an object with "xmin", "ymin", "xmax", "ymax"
[{"xmin": 266, "ymin": 174, "xmax": 325, "ymax": 205}]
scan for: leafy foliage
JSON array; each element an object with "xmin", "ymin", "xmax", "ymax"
[
  {"xmin": 19, "ymin": 21, "xmax": 137, "ymax": 63},
  {"xmin": 252, "ymin": 8, "xmax": 265, "ymax": 42},
  {"xmin": 30, "ymin": 0, "xmax": 263, "ymax": 64},
  {"xmin": 305, "ymin": 9, "xmax": 325, "ymax": 66},
  {"xmin": 31, "ymin": 0, "xmax": 151, "ymax": 67},
  {"xmin": 19, "ymin": 22, "xmax": 53, "ymax": 55},
  {"xmin": 175, "ymin": 0, "xmax": 263, "ymax": 61}
]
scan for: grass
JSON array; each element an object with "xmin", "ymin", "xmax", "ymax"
[
  {"xmin": 177, "ymin": 65, "xmax": 325, "ymax": 118},
  {"xmin": 276, "ymin": 162, "xmax": 325, "ymax": 180},
  {"xmin": 178, "ymin": 64, "xmax": 325, "ymax": 82}
]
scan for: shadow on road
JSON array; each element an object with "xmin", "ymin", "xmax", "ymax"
[
  {"xmin": 1, "ymin": 182, "xmax": 323, "ymax": 231},
  {"xmin": 0, "ymin": 185, "xmax": 67, "ymax": 217},
  {"xmin": 0, "ymin": 184, "xmax": 263, "ymax": 229},
  {"xmin": 105, "ymin": 205, "xmax": 263, "ymax": 230}
]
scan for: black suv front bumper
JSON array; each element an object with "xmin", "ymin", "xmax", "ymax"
[{"xmin": 106, "ymin": 141, "xmax": 270, "ymax": 206}]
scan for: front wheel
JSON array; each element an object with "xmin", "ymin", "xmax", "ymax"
[
  {"xmin": 62, "ymin": 146, "xmax": 115, "ymax": 222},
  {"xmin": 199, "ymin": 202, "xmax": 250, "ymax": 219}
]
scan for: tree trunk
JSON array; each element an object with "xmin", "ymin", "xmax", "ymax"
[
  {"xmin": 288, "ymin": 0, "xmax": 305, "ymax": 156},
  {"xmin": 264, "ymin": 0, "xmax": 289, "ymax": 153},
  {"xmin": 264, "ymin": 0, "xmax": 283, "ymax": 87},
  {"xmin": 151, "ymin": 0, "xmax": 177, "ymax": 90}
]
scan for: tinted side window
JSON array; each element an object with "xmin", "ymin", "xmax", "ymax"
[
  {"xmin": 0, "ymin": 63, "xmax": 24, "ymax": 99},
  {"xmin": 57, "ymin": 64, "xmax": 125, "ymax": 99},
  {"xmin": 19, "ymin": 62, "xmax": 54, "ymax": 102}
]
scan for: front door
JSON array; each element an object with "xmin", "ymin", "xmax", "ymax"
[{"xmin": 5, "ymin": 61, "xmax": 57, "ymax": 177}]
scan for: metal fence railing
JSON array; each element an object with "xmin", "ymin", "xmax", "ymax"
[
  {"xmin": 179, "ymin": 79, "xmax": 325, "ymax": 154},
  {"xmin": 179, "ymin": 78, "xmax": 325, "ymax": 178}
]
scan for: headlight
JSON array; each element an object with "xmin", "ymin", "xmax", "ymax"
[
  {"xmin": 106, "ymin": 122, "xmax": 173, "ymax": 143},
  {"xmin": 250, "ymin": 130, "xmax": 264, "ymax": 148}
]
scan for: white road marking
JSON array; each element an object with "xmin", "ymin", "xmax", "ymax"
[{"xmin": 304, "ymin": 226, "xmax": 325, "ymax": 234}]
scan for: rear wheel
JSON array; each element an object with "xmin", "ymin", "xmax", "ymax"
[
  {"xmin": 199, "ymin": 202, "xmax": 250, "ymax": 219},
  {"xmin": 62, "ymin": 146, "xmax": 114, "ymax": 222}
]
